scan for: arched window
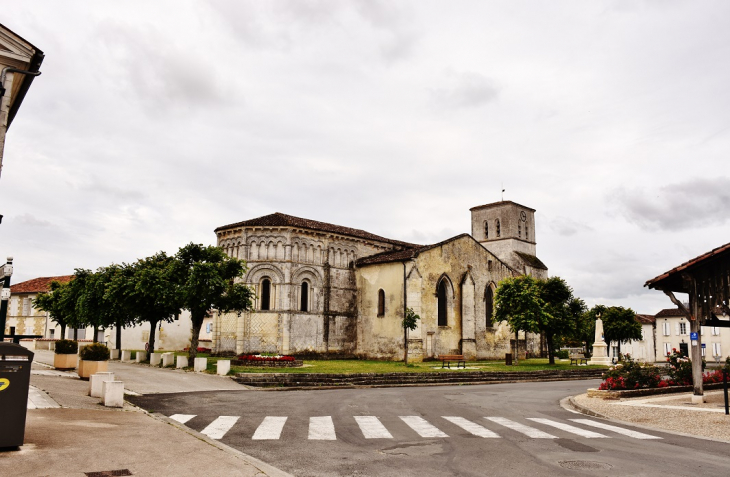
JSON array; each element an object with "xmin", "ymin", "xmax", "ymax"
[
  {"xmin": 484, "ymin": 221, "xmax": 489, "ymax": 239},
  {"xmin": 485, "ymin": 286, "xmax": 494, "ymax": 327},
  {"xmin": 377, "ymin": 289, "xmax": 385, "ymax": 317},
  {"xmin": 438, "ymin": 280, "xmax": 448, "ymax": 326},
  {"xmin": 300, "ymin": 282, "xmax": 309, "ymax": 312},
  {"xmin": 260, "ymin": 278, "xmax": 271, "ymax": 311},
  {"xmin": 496, "ymin": 219, "xmax": 501, "ymax": 238}
]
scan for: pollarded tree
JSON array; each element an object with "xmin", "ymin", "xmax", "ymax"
[
  {"xmin": 33, "ymin": 279, "xmax": 76, "ymax": 339},
  {"xmin": 601, "ymin": 305, "xmax": 642, "ymax": 358},
  {"xmin": 170, "ymin": 243, "xmax": 254, "ymax": 360}
]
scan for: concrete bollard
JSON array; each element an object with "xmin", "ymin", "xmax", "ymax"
[
  {"xmin": 102, "ymin": 380, "xmax": 125, "ymax": 408},
  {"xmin": 176, "ymin": 356, "xmax": 188, "ymax": 369},
  {"xmin": 120, "ymin": 350, "xmax": 132, "ymax": 361},
  {"xmin": 194, "ymin": 357, "xmax": 207, "ymax": 373},
  {"xmin": 216, "ymin": 360, "xmax": 231, "ymax": 376},
  {"xmin": 150, "ymin": 353, "xmax": 162, "ymax": 366},
  {"xmin": 135, "ymin": 351, "xmax": 147, "ymax": 363},
  {"xmin": 89, "ymin": 372, "xmax": 115, "ymax": 398},
  {"xmin": 110, "ymin": 349, "xmax": 120, "ymax": 360},
  {"xmin": 162, "ymin": 352, "xmax": 175, "ymax": 367}
]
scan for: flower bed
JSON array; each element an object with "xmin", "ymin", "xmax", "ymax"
[{"xmin": 232, "ymin": 354, "xmax": 303, "ymax": 368}]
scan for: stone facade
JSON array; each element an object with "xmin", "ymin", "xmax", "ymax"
[{"xmin": 213, "ymin": 201, "xmax": 549, "ymax": 361}]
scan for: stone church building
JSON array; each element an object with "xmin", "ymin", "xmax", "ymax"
[{"xmin": 212, "ymin": 200, "xmax": 547, "ymax": 361}]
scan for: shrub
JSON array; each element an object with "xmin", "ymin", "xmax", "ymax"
[
  {"xmin": 598, "ymin": 354, "xmax": 662, "ymax": 390},
  {"xmin": 55, "ymin": 339, "xmax": 78, "ymax": 355},
  {"xmin": 555, "ymin": 350, "xmax": 569, "ymax": 359},
  {"xmin": 665, "ymin": 348, "xmax": 693, "ymax": 386},
  {"xmin": 79, "ymin": 342, "xmax": 110, "ymax": 361}
]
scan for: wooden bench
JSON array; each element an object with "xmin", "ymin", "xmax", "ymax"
[
  {"xmin": 440, "ymin": 354, "xmax": 466, "ymax": 369},
  {"xmin": 570, "ymin": 354, "xmax": 588, "ymax": 365}
]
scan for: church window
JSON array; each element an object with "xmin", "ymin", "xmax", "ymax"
[
  {"xmin": 300, "ymin": 282, "xmax": 309, "ymax": 312},
  {"xmin": 260, "ymin": 279, "xmax": 271, "ymax": 311},
  {"xmin": 438, "ymin": 280, "xmax": 448, "ymax": 326},
  {"xmin": 495, "ymin": 219, "xmax": 501, "ymax": 238},
  {"xmin": 377, "ymin": 289, "xmax": 385, "ymax": 317},
  {"xmin": 484, "ymin": 222, "xmax": 488, "ymax": 239},
  {"xmin": 487, "ymin": 260, "xmax": 493, "ymax": 271},
  {"xmin": 525, "ymin": 224, "xmax": 529, "ymax": 241},
  {"xmin": 518, "ymin": 222, "xmax": 522, "ymax": 238},
  {"xmin": 485, "ymin": 286, "xmax": 494, "ymax": 327}
]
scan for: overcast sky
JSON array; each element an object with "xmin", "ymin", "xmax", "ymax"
[{"xmin": 2, "ymin": 1, "xmax": 729, "ymax": 314}]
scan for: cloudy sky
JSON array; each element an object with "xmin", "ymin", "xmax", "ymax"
[{"xmin": 2, "ymin": 1, "xmax": 728, "ymax": 314}]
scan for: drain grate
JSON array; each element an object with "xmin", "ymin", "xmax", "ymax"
[
  {"xmin": 84, "ymin": 470, "xmax": 133, "ymax": 477},
  {"xmin": 558, "ymin": 461, "xmax": 612, "ymax": 471}
]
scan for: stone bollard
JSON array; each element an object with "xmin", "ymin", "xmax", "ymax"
[
  {"xmin": 150, "ymin": 353, "xmax": 162, "ymax": 366},
  {"xmin": 102, "ymin": 380, "xmax": 125, "ymax": 408},
  {"xmin": 135, "ymin": 351, "xmax": 147, "ymax": 363},
  {"xmin": 110, "ymin": 349, "xmax": 120, "ymax": 360},
  {"xmin": 194, "ymin": 357, "xmax": 207, "ymax": 373},
  {"xmin": 162, "ymin": 352, "xmax": 175, "ymax": 367},
  {"xmin": 216, "ymin": 360, "xmax": 231, "ymax": 376},
  {"xmin": 89, "ymin": 372, "xmax": 115, "ymax": 398},
  {"xmin": 176, "ymin": 356, "xmax": 188, "ymax": 369},
  {"xmin": 120, "ymin": 350, "xmax": 132, "ymax": 361}
]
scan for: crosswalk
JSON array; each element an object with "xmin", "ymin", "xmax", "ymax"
[{"xmin": 168, "ymin": 413, "xmax": 662, "ymax": 442}]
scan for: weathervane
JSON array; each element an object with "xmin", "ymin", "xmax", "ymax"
[{"xmin": 501, "ymin": 183, "xmax": 505, "ymax": 201}]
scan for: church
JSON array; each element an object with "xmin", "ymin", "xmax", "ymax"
[{"xmin": 212, "ymin": 200, "xmax": 547, "ymax": 361}]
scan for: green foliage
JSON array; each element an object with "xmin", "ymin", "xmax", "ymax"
[
  {"xmin": 34, "ymin": 279, "xmax": 80, "ymax": 333},
  {"xmin": 599, "ymin": 354, "xmax": 662, "ymax": 390},
  {"xmin": 54, "ymin": 339, "xmax": 78, "ymax": 355},
  {"xmin": 602, "ymin": 306, "xmax": 642, "ymax": 346},
  {"xmin": 554, "ymin": 350, "xmax": 569, "ymax": 359},
  {"xmin": 79, "ymin": 342, "xmax": 110, "ymax": 361},
  {"xmin": 495, "ymin": 275, "xmax": 585, "ymax": 364},
  {"xmin": 664, "ymin": 348, "xmax": 698, "ymax": 386},
  {"xmin": 403, "ymin": 307, "xmax": 420, "ymax": 331}
]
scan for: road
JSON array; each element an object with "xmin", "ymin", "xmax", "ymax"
[{"xmin": 128, "ymin": 379, "xmax": 730, "ymax": 476}]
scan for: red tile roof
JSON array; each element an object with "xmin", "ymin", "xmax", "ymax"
[
  {"xmin": 10, "ymin": 275, "xmax": 74, "ymax": 294},
  {"xmin": 655, "ymin": 308, "xmax": 685, "ymax": 318},
  {"xmin": 635, "ymin": 314, "xmax": 656, "ymax": 325},
  {"xmin": 645, "ymin": 241, "xmax": 730, "ymax": 290},
  {"xmin": 215, "ymin": 212, "xmax": 417, "ymax": 248}
]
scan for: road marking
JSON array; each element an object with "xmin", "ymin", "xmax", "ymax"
[
  {"xmin": 252, "ymin": 416, "xmax": 288, "ymax": 440},
  {"xmin": 442, "ymin": 416, "xmax": 500, "ymax": 438},
  {"xmin": 169, "ymin": 414, "xmax": 196, "ymax": 424},
  {"xmin": 309, "ymin": 416, "xmax": 337, "ymax": 440},
  {"xmin": 486, "ymin": 417, "xmax": 557, "ymax": 439},
  {"xmin": 527, "ymin": 418, "xmax": 608, "ymax": 438},
  {"xmin": 400, "ymin": 416, "xmax": 449, "ymax": 438},
  {"xmin": 569, "ymin": 419, "xmax": 662, "ymax": 440},
  {"xmin": 200, "ymin": 416, "xmax": 239, "ymax": 439},
  {"xmin": 354, "ymin": 416, "xmax": 393, "ymax": 439}
]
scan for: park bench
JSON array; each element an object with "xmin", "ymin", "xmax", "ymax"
[
  {"xmin": 440, "ymin": 354, "xmax": 466, "ymax": 369},
  {"xmin": 570, "ymin": 354, "xmax": 588, "ymax": 366}
]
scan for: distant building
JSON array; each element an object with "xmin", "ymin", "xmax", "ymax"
[{"xmin": 213, "ymin": 201, "xmax": 548, "ymax": 361}]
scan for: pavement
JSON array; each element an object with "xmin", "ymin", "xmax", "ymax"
[{"xmin": 0, "ymin": 349, "xmax": 292, "ymax": 477}]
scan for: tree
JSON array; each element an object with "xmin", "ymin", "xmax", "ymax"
[
  {"xmin": 33, "ymin": 279, "xmax": 75, "ymax": 339},
  {"xmin": 402, "ymin": 307, "xmax": 420, "ymax": 365},
  {"xmin": 170, "ymin": 243, "xmax": 254, "ymax": 360},
  {"xmin": 495, "ymin": 275, "xmax": 584, "ymax": 364},
  {"xmin": 601, "ymin": 306, "xmax": 642, "ymax": 358}
]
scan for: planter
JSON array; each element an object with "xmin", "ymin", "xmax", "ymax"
[
  {"xmin": 54, "ymin": 353, "xmax": 78, "ymax": 370},
  {"xmin": 78, "ymin": 360, "xmax": 109, "ymax": 380},
  {"xmin": 587, "ymin": 382, "xmax": 727, "ymax": 400}
]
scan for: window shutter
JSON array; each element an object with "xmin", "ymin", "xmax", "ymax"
[{"xmin": 675, "ymin": 323, "xmax": 680, "ymax": 336}]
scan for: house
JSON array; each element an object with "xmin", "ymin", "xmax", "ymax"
[
  {"xmin": 213, "ymin": 200, "xmax": 548, "ymax": 361},
  {"xmin": 655, "ymin": 306, "xmax": 730, "ymax": 363}
]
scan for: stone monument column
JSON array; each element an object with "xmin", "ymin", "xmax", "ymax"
[{"xmin": 588, "ymin": 316, "xmax": 611, "ymax": 365}]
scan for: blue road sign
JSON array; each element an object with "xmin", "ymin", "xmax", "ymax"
[{"xmin": 691, "ymin": 332, "xmax": 699, "ymax": 340}]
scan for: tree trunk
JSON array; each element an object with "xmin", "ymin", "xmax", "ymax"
[
  {"xmin": 115, "ymin": 319, "xmax": 122, "ymax": 350},
  {"xmin": 73, "ymin": 328, "xmax": 78, "ymax": 340},
  {"xmin": 93, "ymin": 326, "xmax": 99, "ymax": 343},
  {"xmin": 189, "ymin": 315, "xmax": 203, "ymax": 361},
  {"xmin": 547, "ymin": 332, "xmax": 555, "ymax": 365},
  {"xmin": 148, "ymin": 319, "xmax": 158, "ymax": 356},
  {"xmin": 60, "ymin": 323, "xmax": 66, "ymax": 340}
]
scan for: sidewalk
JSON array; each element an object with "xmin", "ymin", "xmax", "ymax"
[
  {"xmin": 571, "ymin": 389, "xmax": 730, "ymax": 442},
  {"xmin": 0, "ymin": 350, "xmax": 292, "ymax": 477}
]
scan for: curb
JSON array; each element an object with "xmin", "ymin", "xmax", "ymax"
[{"xmin": 561, "ymin": 395, "xmax": 609, "ymax": 419}]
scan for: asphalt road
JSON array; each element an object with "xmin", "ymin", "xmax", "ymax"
[{"xmin": 128, "ymin": 380, "xmax": 730, "ymax": 477}]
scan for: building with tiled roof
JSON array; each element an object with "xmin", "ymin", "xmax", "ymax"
[
  {"xmin": 212, "ymin": 201, "xmax": 548, "ymax": 361},
  {"xmin": 4, "ymin": 275, "xmax": 73, "ymax": 339}
]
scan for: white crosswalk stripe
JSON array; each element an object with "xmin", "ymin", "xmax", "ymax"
[
  {"xmin": 354, "ymin": 416, "xmax": 393, "ymax": 439},
  {"xmin": 442, "ymin": 417, "xmax": 500, "ymax": 438},
  {"xmin": 400, "ymin": 416, "xmax": 449, "ymax": 438},
  {"xmin": 569, "ymin": 419, "xmax": 662, "ymax": 440},
  {"xmin": 252, "ymin": 416, "xmax": 288, "ymax": 440},
  {"xmin": 309, "ymin": 416, "xmax": 337, "ymax": 440},
  {"xmin": 200, "ymin": 416, "xmax": 239, "ymax": 440},
  {"xmin": 527, "ymin": 418, "xmax": 608, "ymax": 438},
  {"xmin": 169, "ymin": 414, "xmax": 196, "ymax": 424},
  {"xmin": 486, "ymin": 417, "xmax": 557, "ymax": 439}
]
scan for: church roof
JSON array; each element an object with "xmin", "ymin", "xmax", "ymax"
[
  {"xmin": 469, "ymin": 200, "xmax": 535, "ymax": 212},
  {"xmin": 10, "ymin": 275, "xmax": 74, "ymax": 294},
  {"xmin": 215, "ymin": 212, "xmax": 417, "ymax": 248},
  {"xmin": 514, "ymin": 251, "xmax": 547, "ymax": 270}
]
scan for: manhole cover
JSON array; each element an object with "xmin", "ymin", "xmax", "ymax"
[{"xmin": 558, "ymin": 461, "xmax": 613, "ymax": 471}]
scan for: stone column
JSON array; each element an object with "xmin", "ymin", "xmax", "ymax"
[{"xmin": 588, "ymin": 317, "xmax": 611, "ymax": 365}]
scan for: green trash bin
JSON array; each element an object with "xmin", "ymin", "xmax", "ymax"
[{"xmin": 0, "ymin": 342, "xmax": 34, "ymax": 448}]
